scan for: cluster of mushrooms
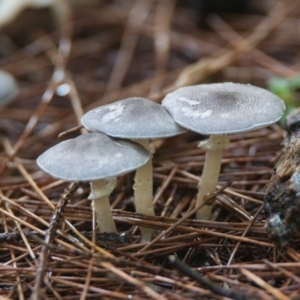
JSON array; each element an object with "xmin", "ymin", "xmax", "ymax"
[{"xmin": 37, "ymin": 82, "xmax": 285, "ymax": 242}]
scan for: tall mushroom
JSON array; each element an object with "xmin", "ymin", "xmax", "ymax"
[
  {"xmin": 81, "ymin": 97, "xmax": 186, "ymax": 241},
  {"xmin": 162, "ymin": 82, "xmax": 285, "ymax": 220},
  {"xmin": 37, "ymin": 133, "xmax": 150, "ymax": 233}
]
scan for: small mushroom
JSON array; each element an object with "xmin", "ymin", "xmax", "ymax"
[
  {"xmin": 0, "ymin": 0, "xmax": 58, "ymax": 28},
  {"xmin": 37, "ymin": 133, "xmax": 150, "ymax": 233},
  {"xmin": 162, "ymin": 82, "xmax": 285, "ymax": 220},
  {"xmin": 0, "ymin": 0, "xmax": 95, "ymax": 29},
  {"xmin": 0, "ymin": 70, "xmax": 19, "ymax": 107},
  {"xmin": 81, "ymin": 97, "xmax": 186, "ymax": 241}
]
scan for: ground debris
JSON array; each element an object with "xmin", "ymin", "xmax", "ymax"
[{"xmin": 0, "ymin": 0, "xmax": 299, "ymax": 299}]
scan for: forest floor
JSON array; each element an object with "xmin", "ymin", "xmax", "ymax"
[{"xmin": 0, "ymin": 0, "xmax": 300, "ymax": 299}]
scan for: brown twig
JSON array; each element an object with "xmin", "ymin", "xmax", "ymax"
[
  {"xmin": 137, "ymin": 181, "xmax": 232, "ymax": 255},
  {"xmin": 30, "ymin": 181, "xmax": 79, "ymax": 300}
]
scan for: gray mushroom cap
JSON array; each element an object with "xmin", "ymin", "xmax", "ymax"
[
  {"xmin": 162, "ymin": 82, "xmax": 285, "ymax": 135},
  {"xmin": 37, "ymin": 133, "xmax": 151, "ymax": 181},
  {"xmin": 0, "ymin": 70, "xmax": 19, "ymax": 107},
  {"xmin": 81, "ymin": 97, "xmax": 186, "ymax": 139}
]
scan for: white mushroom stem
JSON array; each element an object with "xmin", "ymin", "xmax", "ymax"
[
  {"xmin": 196, "ymin": 135, "xmax": 229, "ymax": 220},
  {"xmin": 89, "ymin": 178, "xmax": 117, "ymax": 233},
  {"xmin": 134, "ymin": 139, "xmax": 155, "ymax": 242}
]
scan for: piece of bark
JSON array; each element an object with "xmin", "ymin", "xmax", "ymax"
[{"xmin": 264, "ymin": 108, "xmax": 300, "ymax": 247}]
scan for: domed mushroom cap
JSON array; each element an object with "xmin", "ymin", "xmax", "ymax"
[
  {"xmin": 0, "ymin": 70, "xmax": 19, "ymax": 107},
  {"xmin": 81, "ymin": 97, "xmax": 186, "ymax": 139},
  {"xmin": 162, "ymin": 82, "xmax": 285, "ymax": 135},
  {"xmin": 37, "ymin": 133, "xmax": 151, "ymax": 181}
]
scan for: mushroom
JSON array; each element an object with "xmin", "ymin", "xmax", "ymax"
[
  {"xmin": 81, "ymin": 97, "xmax": 186, "ymax": 241},
  {"xmin": 0, "ymin": 0, "xmax": 58, "ymax": 28},
  {"xmin": 0, "ymin": 70, "xmax": 19, "ymax": 107},
  {"xmin": 37, "ymin": 133, "xmax": 151, "ymax": 233},
  {"xmin": 162, "ymin": 82, "xmax": 285, "ymax": 220},
  {"xmin": 0, "ymin": 0, "xmax": 96, "ymax": 28}
]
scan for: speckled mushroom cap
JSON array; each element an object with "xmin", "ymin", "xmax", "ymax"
[
  {"xmin": 162, "ymin": 82, "xmax": 285, "ymax": 135},
  {"xmin": 37, "ymin": 133, "xmax": 151, "ymax": 181},
  {"xmin": 81, "ymin": 97, "xmax": 186, "ymax": 139},
  {"xmin": 0, "ymin": 70, "xmax": 19, "ymax": 106}
]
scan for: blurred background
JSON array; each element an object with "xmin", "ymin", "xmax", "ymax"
[
  {"xmin": 0, "ymin": 0, "xmax": 299, "ymax": 151},
  {"xmin": 1, "ymin": 1, "xmax": 300, "ymax": 299}
]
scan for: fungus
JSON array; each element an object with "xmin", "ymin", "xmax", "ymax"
[
  {"xmin": 162, "ymin": 82, "xmax": 285, "ymax": 220},
  {"xmin": 81, "ymin": 97, "xmax": 186, "ymax": 241},
  {"xmin": 37, "ymin": 133, "xmax": 150, "ymax": 233},
  {"xmin": 0, "ymin": 0, "xmax": 58, "ymax": 28},
  {"xmin": 0, "ymin": 70, "xmax": 19, "ymax": 107}
]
